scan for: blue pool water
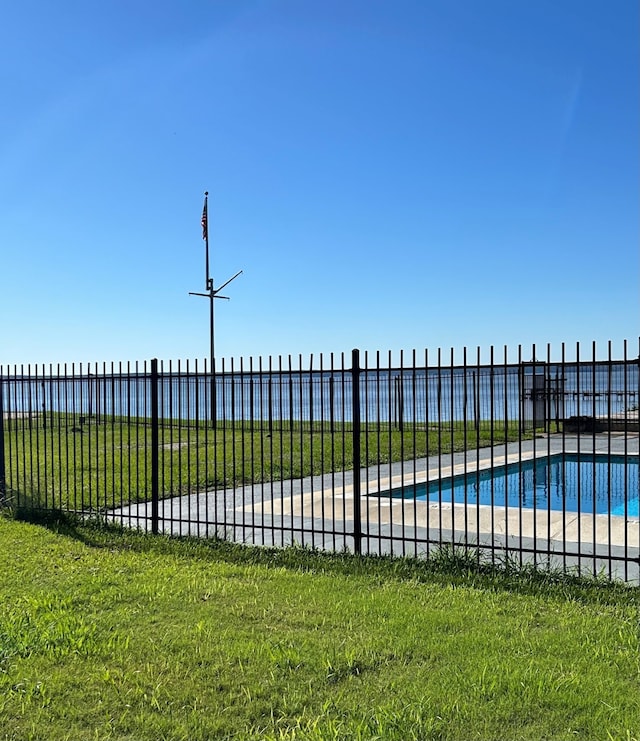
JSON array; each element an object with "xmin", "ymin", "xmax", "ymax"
[{"xmin": 384, "ymin": 455, "xmax": 639, "ymax": 517}]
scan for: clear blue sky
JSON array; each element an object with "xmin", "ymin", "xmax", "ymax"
[{"xmin": 2, "ymin": 0, "xmax": 638, "ymax": 367}]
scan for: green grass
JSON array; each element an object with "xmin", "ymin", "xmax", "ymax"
[
  {"xmin": 2, "ymin": 415, "xmax": 530, "ymax": 511},
  {"xmin": 0, "ymin": 512, "xmax": 638, "ymax": 741}
]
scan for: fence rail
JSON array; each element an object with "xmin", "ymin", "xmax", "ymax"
[{"xmin": 1, "ymin": 341, "xmax": 639, "ymax": 583}]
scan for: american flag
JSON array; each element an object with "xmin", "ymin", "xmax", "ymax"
[{"xmin": 201, "ymin": 199, "xmax": 208, "ymax": 240}]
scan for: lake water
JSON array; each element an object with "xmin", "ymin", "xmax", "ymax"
[{"xmin": 2, "ymin": 361, "xmax": 638, "ymax": 425}]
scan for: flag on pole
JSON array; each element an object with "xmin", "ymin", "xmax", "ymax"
[{"xmin": 201, "ymin": 197, "xmax": 208, "ymax": 240}]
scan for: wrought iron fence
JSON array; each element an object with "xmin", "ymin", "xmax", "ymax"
[{"xmin": 1, "ymin": 341, "xmax": 639, "ymax": 582}]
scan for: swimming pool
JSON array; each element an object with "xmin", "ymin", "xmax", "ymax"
[{"xmin": 381, "ymin": 454, "xmax": 639, "ymax": 518}]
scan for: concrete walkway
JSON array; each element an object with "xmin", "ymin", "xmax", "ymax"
[{"xmin": 112, "ymin": 432, "xmax": 640, "ymax": 582}]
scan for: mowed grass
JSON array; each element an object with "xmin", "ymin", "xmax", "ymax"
[
  {"xmin": 1, "ymin": 514, "xmax": 638, "ymax": 741},
  {"xmin": 3, "ymin": 416, "xmax": 529, "ymax": 510}
]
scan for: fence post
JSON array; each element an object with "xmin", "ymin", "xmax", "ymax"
[
  {"xmin": 150, "ymin": 358, "xmax": 159, "ymax": 534},
  {"xmin": 0, "ymin": 372, "xmax": 5, "ymax": 502},
  {"xmin": 351, "ymin": 348, "xmax": 362, "ymax": 555}
]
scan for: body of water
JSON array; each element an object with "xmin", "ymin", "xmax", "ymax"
[
  {"xmin": 2, "ymin": 362, "xmax": 638, "ymax": 425},
  {"xmin": 384, "ymin": 454, "xmax": 640, "ymax": 517}
]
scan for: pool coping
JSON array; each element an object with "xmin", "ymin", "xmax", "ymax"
[
  {"xmin": 242, "ymin": 433, "xmax": 640, "ymax": 552},
  {"xmin": 110, "ymin": 432, "xmax": 640, "ymax": 579}
]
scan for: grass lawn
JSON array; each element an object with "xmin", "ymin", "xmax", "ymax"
[
  {"xmin": 0, "ymin": 513, "xmax": 638, "ymax": 741},
  {"xmin": 3, "ymin": 417, "xmax": 529, "ymax": 510}
]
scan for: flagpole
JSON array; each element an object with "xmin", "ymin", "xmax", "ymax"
[
  {"xmin": 202, "ymin": 192, "xmax": 216, "ymax": 426},
  {"xmin": 190, "ymin": 191, "xmax": 243, "ymax": 428},
  {"xmin": 203, "ymin": 192, "xmax": 211, "ymax": 291}
]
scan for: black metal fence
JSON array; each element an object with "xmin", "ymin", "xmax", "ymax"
[{"xmin": 1, "ymin": 341, "xmax": 639, "ymax": 582}]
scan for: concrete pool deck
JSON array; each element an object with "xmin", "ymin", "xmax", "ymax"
[{"xmin": 112, "ymin": 432, "xmax": 640, "ymax": 582}]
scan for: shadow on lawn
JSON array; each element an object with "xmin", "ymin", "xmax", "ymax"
[{"xmin": 6, "ymin": 506, "xmax": 638, "ymax": 608}]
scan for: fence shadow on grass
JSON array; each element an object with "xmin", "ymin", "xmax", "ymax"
[{"xmin": 5, "ymin": 508, "xmax": 637, "ymax": 609}]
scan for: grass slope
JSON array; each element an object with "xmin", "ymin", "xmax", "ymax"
[{"xmin": 0, "ymin": 514, "xmax": 638, "ymax": 741}]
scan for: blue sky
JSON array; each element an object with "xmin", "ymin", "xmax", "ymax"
[{"xmin": 2, "ymin": 0, "xmax": 638, "ymax": 366}]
